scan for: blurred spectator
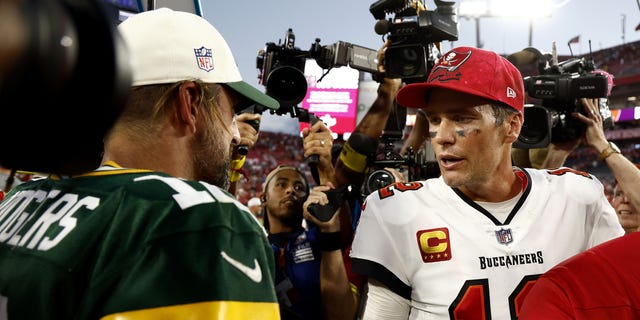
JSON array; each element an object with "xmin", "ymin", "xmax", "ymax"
[
  {"xmin": 612, "ymin": 173, "xmax": 640, "ymax": 234},
  {"xmin": 247, "ymin": 196, "xmax": 264, "ymax": 224}
]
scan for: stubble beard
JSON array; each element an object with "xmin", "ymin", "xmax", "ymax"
[{"xmin": 191, "ymin": 126, "xmax": 231, "ymax": 190}]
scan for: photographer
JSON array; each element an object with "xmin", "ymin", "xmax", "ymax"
[
  {"xmin": 575, "ymin": 97, "xmax": 640, "ymax": 213},
  {"xmin": 349, "ymin": 46, "xmax": 624, "ymax": 319},
  {"xmin": 260, "ymin": 121, "xmax": 358, "ymax": 320},
  {"xmin": 303, "ymin": 184, "xmax": 365, "ymax": 320},
  {"xmin": 334, "ymin": 40, "xmax": 403, "ymax": 193}
]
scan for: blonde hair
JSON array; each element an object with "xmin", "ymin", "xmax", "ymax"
[{"xmin": 107, "ymin": 80, "xmax": 229, "ymax": 140}]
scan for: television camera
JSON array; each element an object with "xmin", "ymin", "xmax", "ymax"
[
  {"xmin": 256, "ymin": 28, "xmax": 379, "ymax": 114},
  {"xmin": 0, "ymin": 0, "xmax": 130, "ymax": 174},
  {"xmin": 369, "ymin": 0, "xmax": 458, "ymax": 83},
  {"xmin": 360, "ymin": 103, "xmax": 438, "ymax": 196},
  {"xmin": 509, "ymin": 44, "xmax": 613, "ymax": 149},
  {"xmin": 362, "ymin": 130, "xmax": 439, "ymax": 196},
  {"xmin": 308, "ymin": 128, "xmax": 439, "ymax": 221}
]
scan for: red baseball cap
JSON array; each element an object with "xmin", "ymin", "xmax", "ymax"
[{"xmin": 396, "ymin": 46, "xmax": 525, "ymax": 113}]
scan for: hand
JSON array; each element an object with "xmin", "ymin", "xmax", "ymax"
[
  {"xmin": 302, "ymin": 121, "xmax": 334, "ymax": 170},
  {"xmin": 233, "ymin": 113, "xmax": 261, "ymax": 158},
  {"xmin": 572, "ymin": 98, "xmax": 608, "ymax": 152},
  {"xmin": 303, "ymin": 184, "xmax": 341, "ymax": 233},
  {"xmin": 384, "ymin": 167, "xmax": 406, "ymax": 185},
  {"xmin": 376, "ymin": 40, "xmax": 403, "ymax": 87}
]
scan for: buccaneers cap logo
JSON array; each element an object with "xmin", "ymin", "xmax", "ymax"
[{"xmin": 428, "ymin": 50, "xmax": 472, "ymax": 83}]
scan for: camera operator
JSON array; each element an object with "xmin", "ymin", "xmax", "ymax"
[
  {"xmin": 260, "ymin": 120, "xmax": 363, "ymax": 320},
  {"xmin": 519, "ymin": 98, "xmax": 640, "ymax": 316},
  {"xmin": 302, "ymin": 183, "xmax": 365, "ymax": 320},
  {"xmin": 511, "ymin": 70, "xmax": 639, "ymax": 209},
  {"xmin": 571, "ymin": 96, "xmax": 640, "ymax": 225},
  {"xmin": 518, "ymin": 73, "xmax": 640, "ymax": 318},
  {"xmin": 334, "ymin": 40, "xmax": 402, "ymax": 193}
]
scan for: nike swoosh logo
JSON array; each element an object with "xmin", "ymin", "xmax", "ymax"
[{"xmin": 220, "ymin": 251, "xmax": 262, "ymax": 283}]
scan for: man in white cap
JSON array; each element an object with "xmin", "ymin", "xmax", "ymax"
[
  {"xmin": 0, "ymin": 8, "xmax": 280, "ymax": 319},
  {"xmin": 349, "ymin": 46, "xmax": 624, "ymax": 319},
  {"xmin": 248, "ymin": 196, "xmax": 264, "ymax": 224}
]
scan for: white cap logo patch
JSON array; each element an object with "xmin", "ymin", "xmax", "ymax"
[
  {"xmin": 194, "ymin": 47, "xmax": 214, "ymax": 72},
  {"xmin": 506, "ymin": 87, "xmax": 516, "ymax": 98}
]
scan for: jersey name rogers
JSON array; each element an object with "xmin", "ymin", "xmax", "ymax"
[
  {"xmin": 0, "ymin": 189, "xmax": 99, "ymax": 251},
  {"xmin": 479, "ymin": 251, "xmax": 543, "ymax": 269}
]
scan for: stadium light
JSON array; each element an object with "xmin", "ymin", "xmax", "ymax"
[{"xmin": 458, "ymin": 0, "xmax": 554, "ymax": 47}]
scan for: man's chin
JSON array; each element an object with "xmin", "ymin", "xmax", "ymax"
[{"xmin": 442, "ymin": 172, "xmax": 464, "ymax": 188}]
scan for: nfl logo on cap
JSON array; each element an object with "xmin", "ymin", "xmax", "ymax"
[{"xmin": 194, "ymin": 47, "xmax": 214, "ymax": 72}]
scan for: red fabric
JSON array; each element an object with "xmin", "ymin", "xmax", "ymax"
[
  {"xmin": 396, "ymin": 46, "xmax": 525, "ymax": 113},
  {"xmin": 520, "ymin": 233, "xmax": 640, "ymax": 319}
]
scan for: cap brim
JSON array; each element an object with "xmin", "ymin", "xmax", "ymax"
[
  {"xmin": 227, "ymin": 81, "xmax": 279, "ymax": 111},
  {"xmin": 396, "ymin": 82, "xmax": 499, "ymax": 109}
]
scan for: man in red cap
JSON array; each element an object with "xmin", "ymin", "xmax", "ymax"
[{"xmin": 349, "ymin": 46, "xmax": 624, "ymax": 319}]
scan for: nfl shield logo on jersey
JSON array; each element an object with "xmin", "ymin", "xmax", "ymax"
[{"xmin": 495, "ymin": 228, "xmax": 513, "ymax": 245}]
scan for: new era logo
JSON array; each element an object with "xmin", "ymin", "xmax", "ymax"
[{"xmin": 506, "ymin": 87, "xmax": 517, "ymax": 98}]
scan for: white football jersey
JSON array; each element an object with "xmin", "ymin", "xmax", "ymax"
[{"xmin": 350, "ymin": 167, "xmax": 624, "ymax": 320}]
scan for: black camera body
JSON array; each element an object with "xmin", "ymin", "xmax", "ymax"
[
  {"xmin": 309, "ymin": 40, "xmax": 379, "ymax": 75},
  {"xmin": 362, "ymin": 131, "xmax": 439, "ymax": 196},
  {"xmin": 370, "ymin": 0, "xmax": 458, "ymax": 83},
  {"xmin": 0, "ymin": 0, "xmax": 130, "ymax": 174},
  {"xmin": 256, "ymin": 29, "xmax": 378, "ymax": 111},
  {"xmin": 513, "ymin": 48, "xmax": 613, "ymax": 148},
  {"xmin": 256, "ymin": 28, "xmax": 309, "ymax": 111}
]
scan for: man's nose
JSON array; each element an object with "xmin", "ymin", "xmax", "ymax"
[{"xmin": 431, "ymin": 120, "xmax": 455, "ymax": 145}]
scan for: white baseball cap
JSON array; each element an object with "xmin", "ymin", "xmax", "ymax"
[
  {"xmin": 247, "ymin": 197, "xmax": 261, "ymax": 207},
  {"xmin": 118, "ymin": 8, "xmax": 278, "ymax": 111}
]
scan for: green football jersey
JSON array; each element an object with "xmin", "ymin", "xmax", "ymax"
[{"xmin": 0, "ymin": 164, "xmax": 279, "ymax": 319}]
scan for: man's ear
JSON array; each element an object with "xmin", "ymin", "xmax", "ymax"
[
  {"xmin": 176, "ymin": 81, "xmax": 200, "ymax": 133},
  {"xmin": 261, "ymin": 194, "xmax": 267, "ymax": 203},
  {"xmin": 504, "ymin": 112, "xmax": 524, "ymax": 144}
]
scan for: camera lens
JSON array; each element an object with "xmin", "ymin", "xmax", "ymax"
[
  {"xmin": 364, "ymin": 169, "xmax": 396, "ymax": 195},
  {"xmin": 514, "ymin": 106, "xmax": 553, "ymax": 149},
  {"xmin": 385, "ymin": 45, "xmax": 427, "ymax": 79},
  {"xmin": 265, "ymin": 65, "xmax": 308, "ymax": 107}
]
